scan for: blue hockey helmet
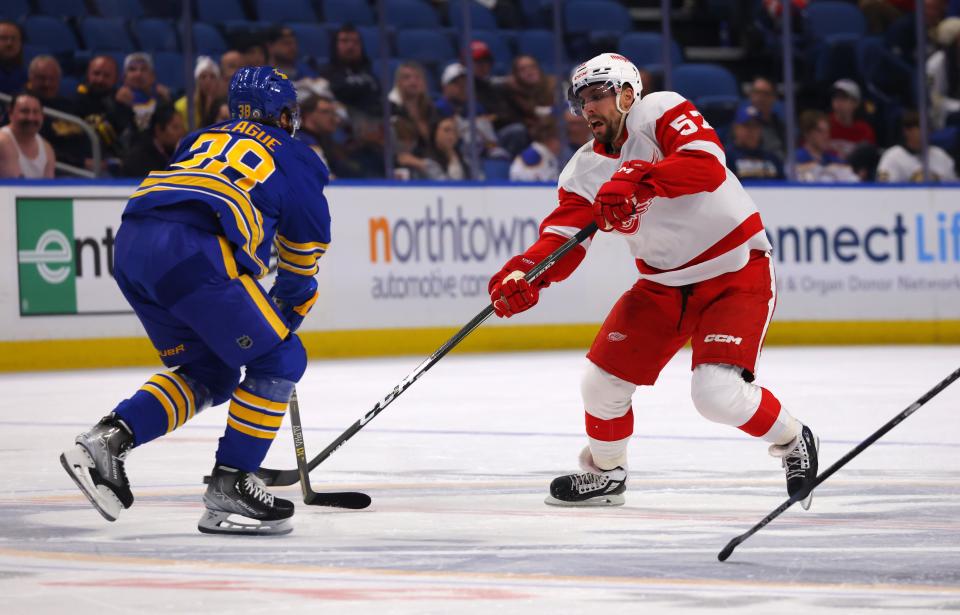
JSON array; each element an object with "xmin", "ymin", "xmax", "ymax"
[{"xmin": 228, "ymin": 66, "xmax": 301, "ymax": 135}]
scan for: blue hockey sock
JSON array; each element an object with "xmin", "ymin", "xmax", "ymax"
[
  {"xmin": 215, "ymin": 377, "xmax": 295, "ymax": 471},
  {"xmin": 113, "ymin": 370, "xmax": 209, "ymax": 446}
]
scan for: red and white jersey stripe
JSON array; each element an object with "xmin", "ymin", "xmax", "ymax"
[{"xmin": 551, "ymin": 91, "xmax": 772, "ymax": 286}]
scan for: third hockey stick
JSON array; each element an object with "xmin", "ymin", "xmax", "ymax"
[
  {"xmin": 256, "ymin": 222, "xmax": 600, "ymax": 487},
  {"xmin": 718, "ymin": 364, "xmax": 960, "ymax": 562}
]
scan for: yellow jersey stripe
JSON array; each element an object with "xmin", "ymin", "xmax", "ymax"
[
  {"xmin": 229, "ymin": 403, "xmax": 285, "ymax": 429},
  {"xmin": 148, "ymin": 374, "xmax": 188, "ymax": 428},
  {"xmin": 276, "ymin": 245, "xmax": 321, "ymax": 267},
  {"xmin": 145, "ymin": 170, "xmax": 263, "ymax": 247},
  {"xmin": 166, "ymin": 371, "xmax": 197, "ymax": 420},
  {"xmin": 129, "ymin": 184, "xmax": 267, "ymax": 276},
  {"xmin": 239, "ymin": 275, "xmax": 289, "ymax": 340},
  {"xmin": 294, "ymin": 291, "xmax": 318, "ymax": 316},
  {"xmin": 217, "ymin": 237, "xmax": 239, "ymax": 279},
  {"xmin": 278, "ymin": 261, "xmax": 319, "ymax": 276},
  {"xmin": 141, "ymin": 382, "xmax": 176, "ymax": 432},
  {"xmin": 233, "ymin": 387, "xmax": 287, "ymax": 412},
  {"xmin": 276, "ymin": 234, "xmax": 329, "ymax": 253},
  {"xmin": 227, "ymin": 416, "xmax": 277, "ymax": 440}
]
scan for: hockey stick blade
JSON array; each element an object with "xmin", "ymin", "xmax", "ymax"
[
  {"xmin": 252, "ymin": 222, "xmax": 600, "ymax": 485},
  {"xmin": 718, "ymin": 365, "xmax": 960, "ymax": 562},
  {"xmin": 289, "ymin": 389, "xmax": 371, "ymax": 509}
]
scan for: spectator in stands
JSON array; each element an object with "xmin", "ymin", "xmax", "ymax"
[
  {"xmin": 213, "ymin": 98, "xmax": 230, "ymax": 123},
  {"xmin": 26, "ymin": 55, "xmax": 92, "ymax": 171},
  {"xmin": 725, "ymin": 105, "xmax": 785, "ymax": 180},
  {"xmin": 927, "ymin": 17, "xmax": 960, "ymax": 129},
  {"xmin": 469, "ymin": 41, "xmax": 508, "ymax": 126},
  {"xmin": 740, "ymin": 77, "xmax": 785, "ymax": 158},
  {"xmin": 319, "ymin": 24, "xmax": 382, "ymax": 118},
  {"xmin": 510, "ymin": 117, "xmax": 561, "ymax": 182},
  {"xmin": 174, "ymin": 56, "xmax": 222, "ymax": 129},
  {"xmin": 298, "ymin": 93, "xmax": 342, "ymax": 176},
  {"xmin": 220, "ymin": 50, "xmax": 244, "ymax": 89},
  {"xmin": 501, "ymin": 55, "xmax": 556, "ymax": 132},
  {"xmin": 436, "ymin": 62, "xmax": 505, "ymax": 161},
  {"xmin": 389, "ymin": 61, "xmax": 437, "ymax": 151},
  {"xmin": 117, "ymin": 53, "xmax": 171, "ymax": 132},
  {"xmin": 796, "ymin": 110, "xmax": 859, "ymax": 182},
  {"xmin": 877, "ymin": 110, "xmax": 958, "ymax": 181},
  {"xmin": 828, "ymin": 79, "xmax": 877, "ymax": 160},
  {"xmin": 0, "ymin": 93, "xmax": 55, "ymax": 178},
  {"xmin": 266, "ymin": 26, "xmax": 315, "ymax": 81},
  {"xmin": 75, "ymin": 55, "xmax": 135, "ymax": 172},
  {"xmin": 425, "ymin": 116, "xmax": 470, "ymax": 180},
  {"xmin": 559, "ymin": 109, "xmax": 591, "ymax": 167},
  {"xmin": 120, "ymin": 104, "xmax": 184, "ymax": 177},
  {"xmin": 0, "ymin": 21, "xmax": 26, "ymax": 96}
]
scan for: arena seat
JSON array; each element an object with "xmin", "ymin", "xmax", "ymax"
[
  {"xmin": 36, "ymin": 0, "xmax": 89, "ymax": 18},
  {"xmin": 80, "ymin": 17, "xmax": 135, "ymax": 53},
  {"xmin": 619, "ymin": 32, "xmax": 683, "ymax": 69},
  {"xmin": 396, "ymin": 30, "xmax": 456, "ymax": 71},
  {"xmin": 323, "ymin": 0, "xmax": 376, "ymax": 26},
  {"xmin": 91, "ymin": 0, "xmax": 144, "ymax": 19},
  {"xmin": 195, "ymin": 0, "xmax": 248, "ymax": 23},
  {"xmin": 23, "ymin": 16, "xmax": 80, "ymax": 56},
  {"xmin": 255, "ymin": 0, "xmax": 317, "ymax": 23},
  {"xmin": 384, "ymin": 0, "xmax": 442, "ymax": 29},
  {"xmin": 288, "ymin": 23, "xmax": 330, "ymax": 60},
  {"xmin": 133, "ymin": 19, "xmax": 179, "ymax": 53},
  {"xmin": 448, "ymin": 1, "xmax": 499, "ymax": 30},
  {"xmin": 190, "ymin": 22, "xmax": 228, "ymax": 55}
]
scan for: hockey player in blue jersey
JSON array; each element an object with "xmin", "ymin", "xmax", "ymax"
[{"xmin": 60, "ymin": 67, "xmax": 331, "ymax": 535}]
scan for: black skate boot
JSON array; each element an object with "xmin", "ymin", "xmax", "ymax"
[
  {"xmin": 198, "ymin": 465, "xmax": 295, "ymax": 535},
  {"xmin": 545, "ymin": 466, "xmax": 627, "ymax": 507},
  {"xmin": 769, "ymin": 424, "xmax": 819, "ymax": 510},
  {"xmin": 60, "ymin": 415, "xmax": 134, "ymax": 522}
]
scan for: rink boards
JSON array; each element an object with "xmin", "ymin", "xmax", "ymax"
[{"xmin": 0, "ymin": 181, "xmax": 958, "ymax": 370}]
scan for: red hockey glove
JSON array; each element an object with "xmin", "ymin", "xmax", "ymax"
[
  {"xmin": 593, "ymin": 159, "xmax": 656, "ymax": 231},
  {"xmin": 488, "ymin": 256, "xmax": 540, "ymax": 318}
]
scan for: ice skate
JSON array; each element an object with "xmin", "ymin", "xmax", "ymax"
[
  {"xmin": 545, "ymin": 465, "xmax": 627, "ymax": 507},
  {"xmin": 769, "ymin": 424, "xmax": 819, "ymax": 510},
  {"xmin": 198, "ymin": 465, "xmax": 294, "ymax": 535},
  {"xmin": 60, "ymin": 415, "xmax": 134, "ymax": 522}
]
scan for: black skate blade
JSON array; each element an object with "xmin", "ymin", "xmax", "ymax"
[
  {"xmin": 305, "ymin": 491, "xmax": 371, "ymax": 509},
  {"xmin": 60, "ymin": 450, "xmax": 121, "ymax": 522}
]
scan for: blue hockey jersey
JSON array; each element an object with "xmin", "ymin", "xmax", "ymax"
[{"xmin": 125, "ymin": 119, "xmax": 331, "ymax": 281}]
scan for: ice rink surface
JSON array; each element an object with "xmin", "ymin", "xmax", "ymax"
[{"xmin": 1, "ymin": 345, "xmax": 958, "ymax": 614}]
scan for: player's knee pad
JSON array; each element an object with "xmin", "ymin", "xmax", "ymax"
[
  {"xmin": 245, "ymin": 333, "xmax": 307, "ymax": 383},
  {"xmin": 690, "ymin": 363, "xmax": 760, "ymax": 426},
  {"xmin": 581, "ymin": 361, "xmax": 636, "ymax": 420},
  {"xmin": 176, "ymin": 359, "xmax": 242, "ymax": 408}
]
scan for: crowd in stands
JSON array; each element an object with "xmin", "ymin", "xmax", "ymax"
[{"xmin": 0, "ymin": 0, "xmax": 958, "ymax": 184}]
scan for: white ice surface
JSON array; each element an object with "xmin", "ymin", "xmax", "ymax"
[{"xmin": 1, "ymin": 346, "xmax": 959, "ymax": 614}]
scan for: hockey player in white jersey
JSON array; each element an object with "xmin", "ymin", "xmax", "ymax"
[{"xmin": 487, "ymin": 53, "xmax": 820, "ymax": 507}]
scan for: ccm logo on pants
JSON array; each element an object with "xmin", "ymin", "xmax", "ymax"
[{"xmin": 704, "ymin": 334, "xmax": 742, "ymax": 345}]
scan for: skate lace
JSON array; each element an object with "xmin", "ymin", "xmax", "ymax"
[
  {"xmin": 783, "ymin": 437, "xmax": 810, "ymax": 480},
  {"xmin": 243, "ymin": 473, "xmax": 275, "ymax": 506},
  {"xmin": 571, "ymin": 472, "xmax": 607, "ymax": 494}
]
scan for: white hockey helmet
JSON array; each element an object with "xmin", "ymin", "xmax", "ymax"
[{"xmin": 567, "ymin": 52, "xmax": 643, "ymax": 116}]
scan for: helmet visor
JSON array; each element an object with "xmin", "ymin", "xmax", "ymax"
[{"xmin": 567, "ymin": 81, "xmax": 617, "ymax": 116}]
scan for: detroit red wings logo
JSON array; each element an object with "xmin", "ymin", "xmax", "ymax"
[{"xmin": 611, "ymin": 197, "xmax": 651, "ymax": 235}]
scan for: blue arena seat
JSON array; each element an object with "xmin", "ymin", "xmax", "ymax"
[
  {"xmin": 672, "ymin": 63, "xmax": 739, "ymax": 101},
  {"xmin": 288, "ymin": 23, "xmax": 330, "ymax": 60},
  {"xmin": 23, "ymin": 16, "xmax": 80, "ymax": 56},
  {"xmin": 357, "ymin": 26, "xmax": 391, "ymax": 58},
  {"xmin": 133, "ymin": 19, "xmax": 179, "ymax": 52},
  {"xmin": 483, "ymin": 158, "xmax": 511, "ymax": 181},
  {"xmin": 91, "ymin": 0, "xmax": 144, "ymax": 19},
  {"xmin": 448, "ymin": 1, "xmax": 499, "ymax": 30},
  {"xmin": 191, "ymin": 22, "xmax": 228, "ymax": 55},
  {"xmin": 80, "ymin": 17, "xmax": 135, "ymax": 53},
  {"xmin": 384, "ymin": 0, "xmax": 441, "ymax": 29},
  {"xmin": 322, "ymin": 0, "xmax": 375, "ymax": 26},
  {"xmin": 563, "ymin": 1, "xmax": 631, "ymax": 35},
  {"xmin": 0, "ymin": 0, "xmax": 30, "ymax": 20},
  {"xmin": 516, "ymin": 29, "xmax": 559, "ymax": 73},
  {"xmin": 35, "ymin": 0, "xmax": 89, "ymax": 18},
  {"xmin": 196, "ymin": 0, "xmax": 247, "ymax": 23},
  {"xmin": 396, "ymin": 30, "xmax": 456, "ymax": 71},
  {"xmin": 152, "ymin": 51, "xmax": 185, "ymax": 94},
  {"xmin": 804, "ymin": 1, "xmax": 867, "ymax": 42},
  {"xmin": 255, "ymin": 0, "xmax": 316, "ymax": 23},
  {"xmin": 618, "ymin": 32, "xmax": 683, "ymax": 69}
]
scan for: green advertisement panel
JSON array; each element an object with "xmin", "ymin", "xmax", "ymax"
[{"xmin": 16, "ymin": 198, "xmax": 77, "ymax": 315}]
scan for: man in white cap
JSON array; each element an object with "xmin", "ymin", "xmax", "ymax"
[{"xmin": 828, "ymin": 78, "xmax": 876, "ymax": 160}]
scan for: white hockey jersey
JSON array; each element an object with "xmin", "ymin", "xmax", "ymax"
[{"xmin": 515, "ymin": 91, "xmax": 773, "ymax": 288}]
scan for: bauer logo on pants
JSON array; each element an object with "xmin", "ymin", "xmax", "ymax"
[{"xmin": 15, "ymin": 197, "xmax": 128, "ymax": 315}]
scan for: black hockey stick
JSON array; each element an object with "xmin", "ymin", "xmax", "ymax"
[
  {"xmin": 718, "ymin": 365, "xmax": 960, "ymax": 562},
  {"xmin": 256, "ymin": 222, "xmax": 600, "ymax": 487},
  {"xmin": 287, "ymin": 388, "xmax": 371, "ymax": 509}
]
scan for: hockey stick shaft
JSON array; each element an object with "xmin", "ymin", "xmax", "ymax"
[
  {"xmin": 259, "ymin": 222, "xmax": 599, "ymax": 486},
  {"xmin": 718, "ymin": 364, "xmax": 960, "ymax": 561}
]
